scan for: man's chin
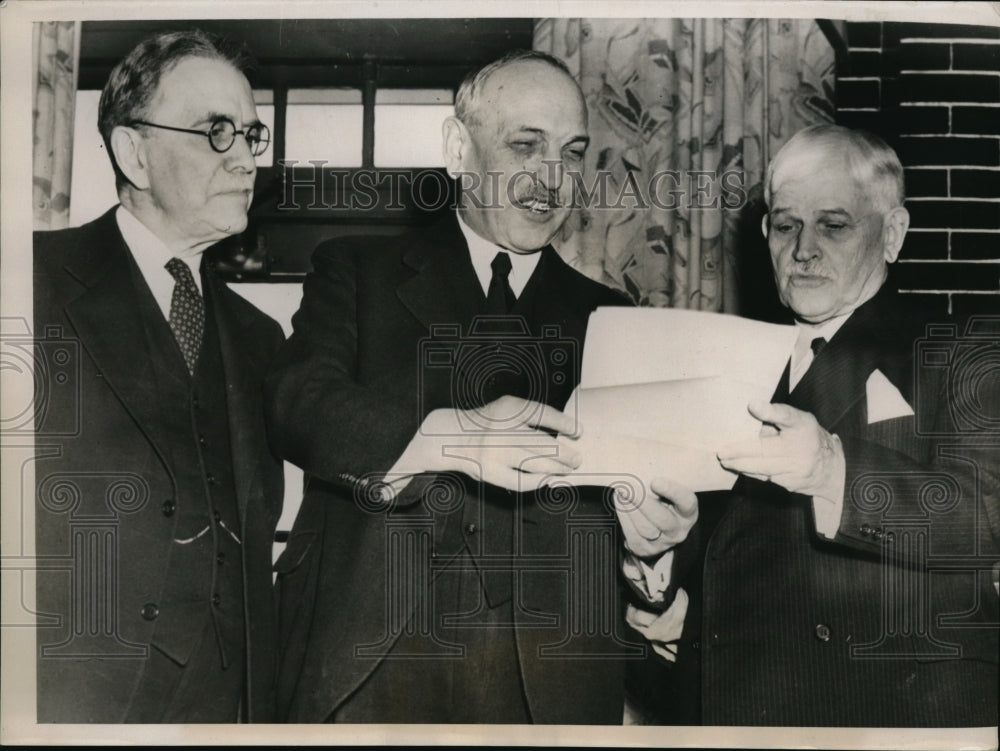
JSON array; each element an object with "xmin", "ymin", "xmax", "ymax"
[{"xmin": 503, "ymin": 210, "xmax": 566, "ymax": 251}]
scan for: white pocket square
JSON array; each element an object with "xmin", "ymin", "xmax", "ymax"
[{"xmin": 866, "ymin": 368, "xmax": 914, "ymax": 423}]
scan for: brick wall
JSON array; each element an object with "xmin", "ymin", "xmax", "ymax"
[{"xmin": 837, "ymin": 21, "xmax": 1000, "ymax": 316}]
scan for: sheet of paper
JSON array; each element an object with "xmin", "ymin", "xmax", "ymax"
[
  {"xmin": 561, "ymin": 376, "xmax": 774, "ymax": 492},
  {"xmin": 560, "ymin": 309, "xmax": 798, "ymax": 492},
  {"xmin": 580, "ymin": 307, "xmax": 798, "ymax": 390}
]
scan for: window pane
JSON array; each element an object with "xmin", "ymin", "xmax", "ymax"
[
  {"xmin": 253, "ymin": 90, "xmax": 274, "ymax": 168},
  {"xmin": 375, "ymin": 88, "xmax": 454, "ymax": 167},
  {"xmin": 285, "ymin": 88, "xmax": 363, "ymax": 167}
]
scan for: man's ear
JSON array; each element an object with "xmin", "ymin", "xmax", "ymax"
[
  {"xmin": 110, "ymin": 125, "xmax": 150, "ymax": 191},
  {"xmin": 882, "ymin": 206, "xmax": 910, "ymax": 264},
  {"xmin": 442, "ymin": 116, "xmax": 470, "ymax": 177}
]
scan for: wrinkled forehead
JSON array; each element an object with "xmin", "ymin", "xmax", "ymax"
[
  {"xmin": 478, "ymin": 60, "xmax": 587, "ymax": 129},
  {"xmin": 148, "ymin": 55, "xmax": 253, "ymax": 117},
  {"xmin": 770, "ymin": 146, "xmax": 873, "ymax": 211}
]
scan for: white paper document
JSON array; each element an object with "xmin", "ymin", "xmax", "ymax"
[{"xmin": 562, "ymin": 308, "xmax": 798, "ymax": 492}]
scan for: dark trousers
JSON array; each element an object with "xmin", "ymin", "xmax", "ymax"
[
  {"xmin": 331, "ymin": 549, "xmax": 531, "ymax": 723},
  {"xmin": 124, "ymin": 619, "xmax": 245, "ymax": 723}
]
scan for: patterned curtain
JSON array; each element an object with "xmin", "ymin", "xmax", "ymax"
[
  {"xmin": 33, "ymin": 21, "xmax": 79, "ymax": 231},
  {"xmin": 534, "ymin": 18, "xmax": 835, "ymax": 314}
]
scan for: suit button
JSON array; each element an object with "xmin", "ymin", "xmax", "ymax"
[
  {"xmin": 161, "ymin": 500, "xmax": 176, "ymax": 517},
  {"xmin": 140, "ymin": 603, "xmax": 159, "ymax": 621},
  {"xmin": 212, "ymin": 594, "xmax": 221, "ymax": 607},
  {"xmin": 464, "ymin": 523, "xmax": 477, "ymax": 535},
  {"xmin": 691, "ymin": 640, "xmax": 700, "ymax": 651},
  {"xmin": 815, "ymin": 624, "xmax": 831, "ymax": 642},
  {"xmin": 860, "ymin": 524, "xmax": 872, "ymax": 536},
  {"xmin": 192, "ymin": 396, "xmax": 200, "ymax": 408},
  {"xmin": 198, "ymin": 434, "xmax": 207, "ymax": 446},
  {"xmin": 213, "ymin": 510, "xmax": 221, "ymax": 522},
  {"xmin": 217, "ymin": 552, "xmax": 225, "ymax": 565},
  {"xmin": 205, "ymin": 473, "xmax": 216, "ymax": 484}
]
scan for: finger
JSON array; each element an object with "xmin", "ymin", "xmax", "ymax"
[
  {"xmin": 650, "ymin": 643, "xmax": 678, "ymax": 663},
  {"xmin": 642, "ymin": 588, "xmax": 689, "ymax": 642},
  {"xmin": 625, "ymin": 603, "xmax": 658, "ymax": 630},
  {"xmin": 717, "ymin": 437, "xmax": 768, "ymax": 462},
  {"xmin": 485, "ymin": 466, "xmax": 549, "ymax": 493},
  {"xmin": 648, "ymin": 477, "xmax": 698, "ymax": 519},
  {"xmin": 717, "ymin": 454, "xmax": 796, "ymax": 477},
  {"xmin": 516, "ymin": 455, "xmax": 580, "ymax": 475},
  {"xmin": 524, "ymin": 402, "xmax": 579, "ymax": 438},
  {"xmin": 747, "ymin": 399, "xmax": 806, "ymax": 429},
  {"xmin": 616, "ymin": 497, "xmax": 664, "ymax": 541},
  {"xmin": 617, "ymin": 508, "xmax": 661, "ymax": 558}
]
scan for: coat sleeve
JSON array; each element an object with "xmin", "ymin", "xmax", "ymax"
[{"xmin": 264, "ymin": 241, "xmax": 422, "ymax": 487}]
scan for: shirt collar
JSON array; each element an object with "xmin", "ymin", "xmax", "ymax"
[
  {"xmin": 456, "ymin": 212, "xmax": 542, "ymax": 299},
  {"xmin": 116, "ymin": 205, "xmax": 203, "ymax": 319}
]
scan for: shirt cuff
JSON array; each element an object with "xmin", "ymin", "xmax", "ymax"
[
  {"xmin": 636, "ymin": 550, "xmax": 675, "ymax": 604},
  {"xmin": 812, "ymin": 433, "xmax": 846, "ymax": 539}
]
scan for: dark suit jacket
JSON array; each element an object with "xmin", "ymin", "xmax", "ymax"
[
  {"xmin": 266, "ymin": 214, "xmax": 634, "ymax": 723},
  {"xmin": 33, "ymin": 208, "xmax": 285, "ymax": 722},
  {"xmin": 651, "ymin": 285, "xmax": 1000, "ymax": 727}
]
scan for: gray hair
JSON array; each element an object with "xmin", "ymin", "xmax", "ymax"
[
  {"xmin": 454, "ymin": 49, "xmax": 575, "ymax": 130},
  {"xmin": 764, "ymin": 124, "xmax": 905, "ymax": 214},
  {"xmin": 98, "ymin": 29, "xmax": 251, "ymax": 190}
]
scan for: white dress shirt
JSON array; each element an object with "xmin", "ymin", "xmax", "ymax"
[
  {"xmin": 456, "ymin": 212, "xmax": 541, "ymax": 299},
  {"xmin": 115, "ymin": 205, "xmax": 203, "ymax": 320}
]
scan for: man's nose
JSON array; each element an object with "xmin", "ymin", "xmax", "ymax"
[
  {"xmin": 792, "ymin": 224, "xmax": 820, "ymax": 262},
  {"xmin": 226, "ymin": 133, "xmax": 257, "ymax": 174},
  {"xmin": 536, "ymin": 156, "xmax": 565, "ymax": 192}
]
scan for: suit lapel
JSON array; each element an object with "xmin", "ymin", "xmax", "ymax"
[
  {"xmin": 786, "ymin": 289, "xmax": 895, "ymax": 432},
  {"xmin": 396, "ymin": 215, "xmax": 484, "ymax": 333},
  {"xmin": 62, "ymin": 212, "xmax": 173, "ymax": 475}
]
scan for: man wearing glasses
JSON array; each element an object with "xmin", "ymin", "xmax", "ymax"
[{"xmin": 32, "ymin": 30, "xmax": 284, "ymax": 723}]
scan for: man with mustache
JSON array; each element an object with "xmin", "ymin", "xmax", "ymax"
[
  {"xmin": 266, "ymin": 49, "xmax": 697, "ymax": 723},
  {"xmin": 627, "ymin": 124, "xmax": 999, "ymax": 727},
  {"xmin": 33, "ymin": 30, "xmax": 284, "ymax": 722}
]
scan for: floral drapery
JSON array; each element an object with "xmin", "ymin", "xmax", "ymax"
[
  {"xmin": 33, "ymin": 21, "xmax": 79, "ymax": 231},
  {"xmin": 534, "ymin": 18, "xmax": 835, "ymax": 314}
]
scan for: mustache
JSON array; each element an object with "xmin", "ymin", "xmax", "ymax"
[{"xmin": 513, "ymin": 186, "xmax": 562, "ymax": 206}]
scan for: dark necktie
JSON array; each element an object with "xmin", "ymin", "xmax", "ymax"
[
  {"xmin": 165, "ymin": 257, "xmax": 204, "ymax": 375},
  {"xmin": 810, "ymin": 336, "xmax": 827, "ymax": 357},
  {"xmin": 485, "ymin": 251, "xmax": 516, "ymax": 314}
]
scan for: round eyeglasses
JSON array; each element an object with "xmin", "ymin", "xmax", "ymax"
[{"xmin": 131, "ymin": 117, "xmax": 271, "ymax": 156}]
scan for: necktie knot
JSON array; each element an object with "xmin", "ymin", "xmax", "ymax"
[
  {"xmin": 165, "ymin": 257, "xmax": 205, "ymax": 375},
  {"xmin": 166, "ymin": 257, "xmax": 197, "ymax": 287},
  {"xmin": 491, "ymin": 251, "xmax": 513, "ymax": 279},
  {"xmin": 810, "ymin": 336, "xmax": 827, "ymax": 356},
  {"xmin": 486, "ymin": 251, "xmax": 516, "ymax": 314}
]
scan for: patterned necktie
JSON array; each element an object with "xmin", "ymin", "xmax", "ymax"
[
  {"xmin": 165, "ymin": 257, "xmax": 204, "ymax": 375},
  {"xmin": 485, "ymin": 251, "xmax": 516, "ymax": 314}
]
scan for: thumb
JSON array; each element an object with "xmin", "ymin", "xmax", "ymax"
[{"xmin": 747, "ymin": 399, "xmax": 801, "ymax": 429}]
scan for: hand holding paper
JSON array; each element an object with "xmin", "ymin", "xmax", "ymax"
[
  {"xmin": 615, "ymin": 476, "xmax": 698, "ymax": 558},
  {"xmin": 717, "ymin": 400, "xmax": 845, "ymax": 496},
  {"xmin": 395, "ymin": 395, "xmax": 582, "ymax": 493}
]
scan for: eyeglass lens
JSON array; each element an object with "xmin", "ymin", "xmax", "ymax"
[{"xmin": 208, "ymin": 119, "xmax": 269, "ymax": 156}]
